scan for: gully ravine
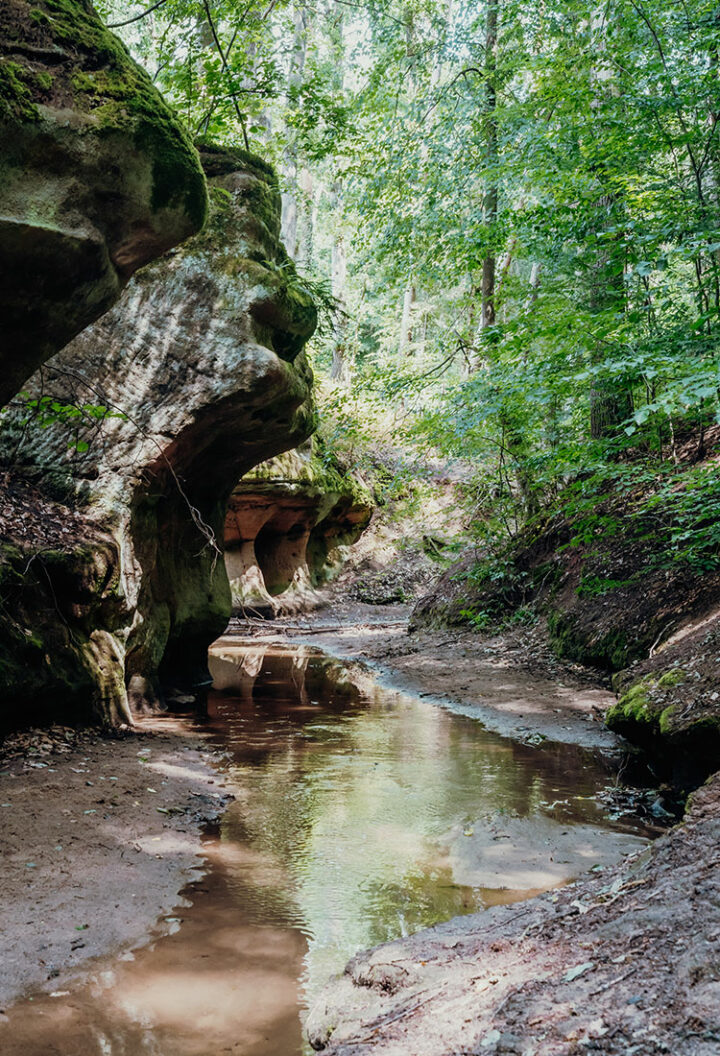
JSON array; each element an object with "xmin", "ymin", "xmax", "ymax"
[{"xmin": 1, "ymin": 637, "xmax": 655, "ymax": 1056}]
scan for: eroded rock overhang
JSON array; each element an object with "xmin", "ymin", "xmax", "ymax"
[
  {"xmin": 0, "ymin": 143, "xmax": 317, "ymax": 722},
  {"xmin": 224, "ymin": 446, "xmax": 373, "ymax": 617},
  {"xmin": 0, "ymin": 0, "xmax": 208, "ymax": 406}
]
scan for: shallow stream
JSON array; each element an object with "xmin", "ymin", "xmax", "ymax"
[{"xmin": 5, "ymin": 639, "xmax": 652, "ymax": 1055}]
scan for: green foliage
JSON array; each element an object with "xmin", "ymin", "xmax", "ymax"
[
  {"xmin": 457, "ymin": 608, "xmax": 494, "ymax": 630},
  {"xmin": 100, "ymin": 0, "xmax": 720, "ymax": 581},
  {"xmin": 456, "ymin": 602, "xmax": 536, "ymax": 632},
  {"xmin": 9, "ymin": 394, "xmax": 126, "ymax": 453},
  {"xmin": 577, "ymin": 575, "xmax": 634, "ymax": 598}
]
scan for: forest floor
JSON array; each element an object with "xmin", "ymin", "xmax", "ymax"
[{"xmin": 0, "ymin": 716, "xmax": 232, "ymax": 1010}]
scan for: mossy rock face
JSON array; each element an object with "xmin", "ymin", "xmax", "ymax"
[
  {"xmin": 0, "ymin": 0, "xmax": 207, "ymax": 405},
  {"xmin": 607, "ymin": 663, "xmax": 720, "ymax": 789},
  {"xmin": 546, "ymin": 611, "xmax": 645, "ymax": 671},
  {"xmin": 0, "ymin": 146, "xmax": 317, "ymax": 713},
  {"xmin": 606, "ymin": 678, "xmax": 656, "ymax": 731},
  {"xmin": 0, "ymin": 534, "xmax": 131, "ymax": 729}
]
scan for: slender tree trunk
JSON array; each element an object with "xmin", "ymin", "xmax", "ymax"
[
  {"xmin": 296, "ymin": 166, "xmax": 314, "ymax": 268},
  {"xmin": 327, "ymin": 13, "xmax": 352, "ymax": 384},
  {"xmin": 280, "ymin": 4, "xmax": 308, "ymax": 257},
  {"xmin": 399, "ymin": 283, "xmax": 416, "ymax": 356},
  {"xmin": 588, "ymin": 189, "xmax": 633, "ymax": 440},
  {"xmin": 481, "ymin": 0, "xmax": 499, "ymax": 331},
  {"xmin": 330, "ymin": 184, "xmax": 351, "ymax": 384},
  {"xmin": 586, "ymin": 10, "xmax": 632, "ymax": 441}
]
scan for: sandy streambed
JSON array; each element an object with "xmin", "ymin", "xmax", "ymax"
[
  {"xmin": 0, "ymin": 718, "xmax": 231, "ymax": 1010},
  {"xmin": 0, "ymin": 622, "xmax": 676, "ymax": 1056}
]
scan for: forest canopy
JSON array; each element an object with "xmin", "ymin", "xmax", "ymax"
[{"xmin": 98, "ymin": 0, "xmax": 720, "ymax": 569}]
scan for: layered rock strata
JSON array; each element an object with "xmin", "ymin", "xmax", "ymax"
[
  {"xmin": 1, "ymin": 144, "xmax": 316, "ymax": 722},
  {"xmin": 0, "ymin": 477, "xmax": 130, "ymax": 727},
  {"xmin": 0, "ymin": 0, "xmax": 207, "ymax": 406},
  {"xmin": 225, "ymin": 445, "xmax": 372, "ymax": 616}
]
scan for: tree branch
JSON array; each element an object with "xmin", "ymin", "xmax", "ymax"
[
  {"xmin": 201, "ymin": 0, "xmax": 250, "ymax": 149},
  {"xmin": 107, "ymin": 0, "xmax": 171, "ymax": 29}
]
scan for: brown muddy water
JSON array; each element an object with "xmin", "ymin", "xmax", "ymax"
[{"xmin": 4, "ymin": 639, "xmax": 653, "ymax": 1055}]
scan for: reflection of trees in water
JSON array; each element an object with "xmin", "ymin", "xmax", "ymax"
[
  {"xmin": 359, "ymin": 864, "xmax": 483, "ymax": 948},
  {"xmin": 203, "ymin": 642, "xmax": 642, "ymax": 1005}
]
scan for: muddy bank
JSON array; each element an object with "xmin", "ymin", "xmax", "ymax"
[
  {"xmin": 307, "ymin": 771, "xmax": 720, "ymax": 1055},
  {"xmin": 227, "ymin": 605, "xmax": 620, "ymax": 752},
  {"xmin": 0, "ymin": 719, "xmax": 230, "ymax": 1008}
]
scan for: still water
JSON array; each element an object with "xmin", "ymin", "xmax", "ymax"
[{"xmin": 4, "ymin": 639, "xmax": 651, "ymax": 1055}]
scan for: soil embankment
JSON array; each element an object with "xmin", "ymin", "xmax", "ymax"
[
  {"xmin": 0, "ymin": 718, "xmax": 230, "ymax": 1009},
  {"xmin": 410, "ymin": 432, "xmax": 720, "ymax": 788}
]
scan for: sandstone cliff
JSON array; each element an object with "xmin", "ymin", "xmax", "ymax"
[
  {"xmin": 1, "ymin": 143, "xmax": 317, "ymax": 722},
  {"xmin": 225, "ymin": 443, "xmax": 373, "ymax": 616},
  {"xmin": 0, "ymin": 0, "xmax": 207, "ymax": 407},
  {"xmin": 0, "ymin": 0, "xmax": 210, "ymax": 725}
]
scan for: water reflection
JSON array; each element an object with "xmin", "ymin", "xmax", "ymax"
[
  {"xmin": 3, "ymin": 639, "xmax": 651, "ymax": 1056},
  {"xmin": 206, "ymin": 640, "xmax": 648, "ymax": 1005},
  {"xmin": 3, "ymin": 834, "xmax": 307, "ymax": 1056}
]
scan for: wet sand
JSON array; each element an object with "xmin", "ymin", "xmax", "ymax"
[
  {"xmin": 1, "ymin": 832, "xmax": 306, "ymax": 1056},
  {"xmin": 0, "ymin": 718, "xmax": 230, "ymax": 1010}
]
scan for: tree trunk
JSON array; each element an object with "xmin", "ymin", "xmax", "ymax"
[
  {"xmin": 586, "ymin": 10, "xmax": 632, "ymax": 440},
  {"xmin": 327, "ymin": 15, "xmax": 351, "ymax": 383},
  {"xmin": 481, "ymin": 0, "xmax": 499, "ymax": 332},
  {"xmin": 280, "ymin": 4, "xmax": 308, "ymax": 258},
  {"xmin": 296, "ymin": 166, "xmax": 314, "ymax": 268},
  {"xmin": 330, "ymin": 193, "xmax": 351, "ymax": 384},
  {"xmin": 399, "ymin": 283, "xmax": 416, "ymax": 356}
]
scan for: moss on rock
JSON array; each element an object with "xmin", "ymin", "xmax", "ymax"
[
  {"xmin": 606, "ymin": 677, "xmax": 656, "ymax": 730},
  {"xmin": 4, "ymin": 0, "xmax": 207, "ymax": 229},
  {"xmin": 607, "ymin": 661, "xmax": 720, "ymax": 789},
  {"xmin": 0, "ymin": 60, "xmax": 41, "ymax": 121},
  {"xmin": 0, "ymin": 532, "xmax": 131, "ymax": 728},
  {"xmin": 0, "ymin": 0, "xmax": 208, "ymax": 405}
]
